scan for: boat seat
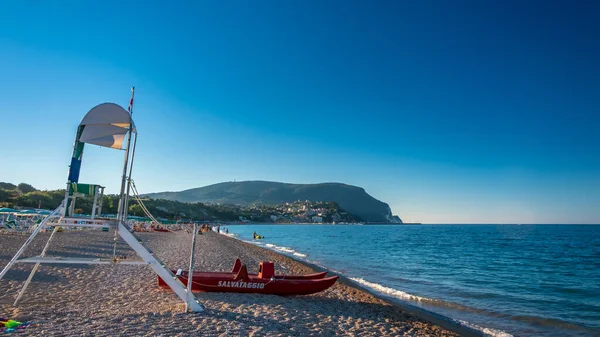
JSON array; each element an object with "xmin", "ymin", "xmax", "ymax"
[
  {"xmin": 231, "ymin": 258, "xmax": 242, "ymax": 273},
  {"xmin": 258, "ymin": 262, "xmax": 274, "ymax": 279},
  {"xmin": 234, "ymin": 264, "xmax": 249, "ymax": 281}
]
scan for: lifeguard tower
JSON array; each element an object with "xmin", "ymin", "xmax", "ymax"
[{"xmin": 0, "ymin": 94, "xmax": 203, "ymax": 312}]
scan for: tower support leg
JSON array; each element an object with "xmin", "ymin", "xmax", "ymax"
[{"xmin": 117, "ymin": 222, "xmax": 204, "ymax": 312}]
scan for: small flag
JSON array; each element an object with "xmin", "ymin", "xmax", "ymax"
[{"xmin": 128, "ymin": 86, "xmax": 135, "ymax": 112}]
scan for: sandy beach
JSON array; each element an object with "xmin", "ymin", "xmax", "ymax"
[{"xmin": 0, "ymin": 230, "xmax": 462, "ymax": 336}]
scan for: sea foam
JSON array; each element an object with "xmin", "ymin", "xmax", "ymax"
[
  {"xmin": 350, "ymin": 277, "xmax": 514, "ymax": 337},
  {"xmin": 350, "ymin": 277, "xmax": 431, "ymax": 302},
  {"xmin": 455, "ymin": 320, "xmax": 514, "ymax": 337},
  {"xmin": 263, "ymin": 243, "xmax": 308, "ymax": 258}
]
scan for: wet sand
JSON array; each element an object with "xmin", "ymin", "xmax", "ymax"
[{"xmin": 0, "ymin": 230, "xmax": 463, "ymax": 336}]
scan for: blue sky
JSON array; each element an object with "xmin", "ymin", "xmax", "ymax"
[{"xmin": 1, "ymin": 1, "xmax": 598, "ymax": 224}]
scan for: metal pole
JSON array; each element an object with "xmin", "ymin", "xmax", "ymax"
[
  {"xmin": 114, "ymin": 86, "xmax": 136, "ymax": 257},
  {"xmin": 123, "ymin": 132, "xmax": 138, "ymax": 225},
  {"xmin": 186, "ymin": 223, "xmax": 198, "ymax": 312},
  {"xmin": 91, "ymin": 186, "xmax": 99, "ymax": 219},
  {"xmin": 98, "ymin": 187, "xmax": 105, "ymax": 216},
  {"xmin": 116, "ymin": 87, "xmax": 136, "ymax": 223}
]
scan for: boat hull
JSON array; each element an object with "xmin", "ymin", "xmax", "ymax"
[
  {"xmin": 158, "ymin": 269, "xmax": 327, "ymax": 285},
  {"xmin": 158, "ymin": 274, "xmax": 338, "ymax": 295}
]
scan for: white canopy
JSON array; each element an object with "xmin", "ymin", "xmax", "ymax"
[{"xmin": 79, "ymin": 103, "xmax": 137, "ymax": 150}]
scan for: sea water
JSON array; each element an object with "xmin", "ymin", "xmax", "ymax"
[{"xmin": 223, "ymin": 224, "xmax": 599, "ymax": 337}]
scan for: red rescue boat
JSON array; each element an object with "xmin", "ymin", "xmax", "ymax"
[
  {"xmin": 158, "ymin": 259, "xmax": 337, "ymax": 295},
  {"xmin": 159, "ymin": 258, "xmax": 327, "ymax": 282}
]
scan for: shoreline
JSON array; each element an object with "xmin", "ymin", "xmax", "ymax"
[
  {"xmin": 1, "ymin": 230, "xmax": 466, "ymax": 336},
  {"xmin": 218, "ymin": 232, "xmax": 482, "ymax": 337}
]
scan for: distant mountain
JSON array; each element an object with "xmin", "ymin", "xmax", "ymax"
[{"xmin": 145, "ymin": 181, "xmax": 402, "ymax": 223}]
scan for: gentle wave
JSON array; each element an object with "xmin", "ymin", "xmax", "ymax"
[
  {"xmin": 350, "ymin": 277, "xmax": 433, "ymax": 302},
  {"xmin": 456, "ymin": 320, "xmax": 514, "ymax": 337},
  {"xmin": 263, "ymin": 243, "xmax": 308, "ymax": 258},
  {"xmin": 350, "ymin": 277, "xmax": 514, "ymax": 337},
  {"xmin": 214, "ymin": 229, "xmax": 237, "ymax": 238},
  {"xmin": 350, "ymin": 277, "xmax": 478, "ymax": 312}
]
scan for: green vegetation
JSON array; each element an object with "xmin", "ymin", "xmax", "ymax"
[
  {"xmin": 0, "ymin": 182, "xmax": 361, "ymax": 223},
  {"xmin": 145, "ymin": 180, "xmax": 400, "ymax": 222},
  {"xmin": 17, "ymin": 183, "xmax": 36, "ymax": 194}
]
